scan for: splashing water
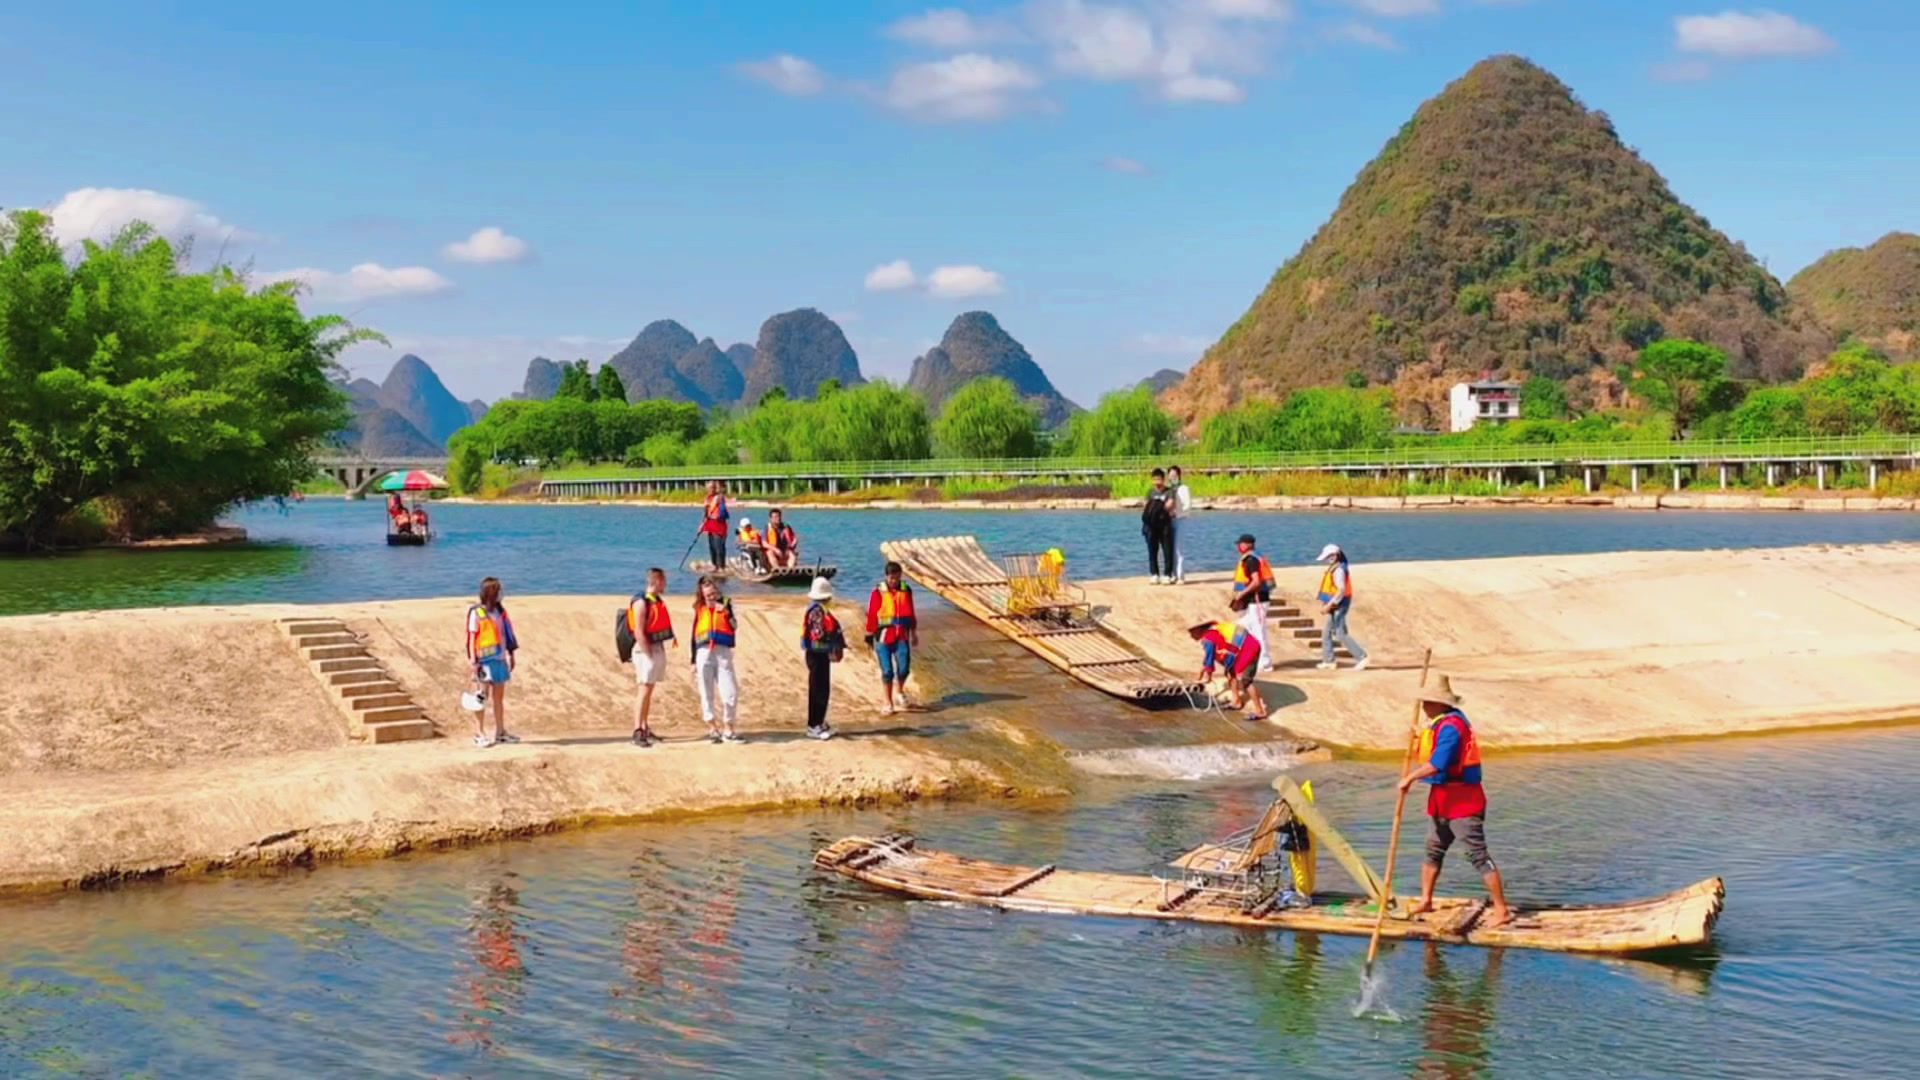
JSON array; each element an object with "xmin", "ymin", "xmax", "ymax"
[{"xmin": 1352, "ymin": 966, "xmax": 1403, "ymax": 1022}]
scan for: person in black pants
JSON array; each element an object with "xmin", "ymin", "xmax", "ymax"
[
  {"xmin": 1142, "ymin": 468, "xmax": 1176, "ymax": 584},
  {"xmin": 800, "ymin": 576, "xmax": 846, "ymax": 739}
]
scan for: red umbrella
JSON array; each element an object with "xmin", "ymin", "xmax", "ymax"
[{"xmin": 373, "ymin": 470, "xmax": 449, "ymax": 492}]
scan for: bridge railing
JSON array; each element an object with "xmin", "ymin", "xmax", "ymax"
[{"xmin": 540, "ymin": 435, "xmax": 1920, "ymax": 484}]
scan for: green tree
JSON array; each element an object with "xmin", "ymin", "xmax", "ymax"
[
  {"xmin": 1059, "ymin": 388, "xmax": 1177, "ymax": 458},
  {"xmin": 449, "ymin": 440, "xmax": 486, "ymax": 495},
  {"xmin": 556, "ymin": 359, "xmax": 595, "ymax": 401},
  {"xmin": 813, "ymin": 381, "xmax": 931, "ymax": 460},
  {"xmin": 633, "ymin": 431, "xmax": 689, "ymax": 467},
  {"xmin": 1343, "ymin": 370, "xmax": 1369, "ymax": 390},
  {"xmin": 757, "ymin": 385, "xmax": 789, "ymax": 406},
  {"xmin": 1271, "ymin": 388, "xmax": 1394, "ymax": 451},
  {"xmin": 1722, "ymin": 386, "xmax": 1809, "ymax": 439},
  {"xmin": 594, "ymin": 363, "xmax": 627, "ymax": 403},
  {"xmin": 816, "ymin": 378, "xmax": 842, "ymax": 398},
  {"xmin": 1200, "ymin": 402, "xmax": 1283, "ymax": 453},
  {"xmin": 1520, "ymin": 377, "xmax": 1569, "ymax": 420},
  {"xmin": 1803, "ymin": 345, "xmax": 1920, "ymax": 434},
  {"xmin": 934, "ymin": 377, "xmax": 1040, "ymax": 458},
  {"xmin": 0, "ymin": 211, "xmax": 365, "ymax": 547},
  {"xmin": 1630, "ymin": 339, "xmax": 1735, "ymax": 436},
  {"xmin": 684, "ymin": 429, "xmax": 739, "ymax": 466}
]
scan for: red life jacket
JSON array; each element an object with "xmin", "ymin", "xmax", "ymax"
[
  {"xmin": 629, "ymin": 592, "xmax": 675, "ymax": 643},
  {"xmin": 1417, "ymin": 710, "xmax": 1487, "ymax": 819}
]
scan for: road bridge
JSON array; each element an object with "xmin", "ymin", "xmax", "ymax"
[{"xmin": 314, "ymin": 455, "xmax": 449, "ymax": 499}]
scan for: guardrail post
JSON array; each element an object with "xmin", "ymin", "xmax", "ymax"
[
  {"xmin": 1817, "ymin": 463, "xmax": 1826, "ymax": 491},
  {"xmin": 1536, "ymin": 465, "xmax": 1546, "ymax": 489},
  {"xmin": 1767, "ymin": 463, "xmax": 1777, "ymax": 488},
  {"xmin": 1672, "ymin": 465, "xmax": 1681, "ymax": 491},
  {"xmin": 1870, "ymin": 462, "xmax": 1878, "ymax": 490},
  {"xmin": 1719, "ymin": 464, "xmax": 1727, "ymax": 490},
  {"xmin": 1630, "ymin": 466, "xmax": 1640, "ymax": 493},
  {"xmin": 1583, "ymin": 467, "xmax": 1593, "ymax": 494}
]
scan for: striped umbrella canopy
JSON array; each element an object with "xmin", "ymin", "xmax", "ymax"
[{"xmin": 373, "ymin": 469, "xmax": 449, "ymax": 492}]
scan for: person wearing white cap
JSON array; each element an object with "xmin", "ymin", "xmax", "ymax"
[
  {"xmin": 1315, "ymin": 543, "xmax": 1369, "ymax": 671},
  {"xmin": 800, "ymin": 576, "xmax": 847, "ymax": 739},
  {"xmin": 736, "ymin": 515, "xmax": 767, "ymax": 573}
]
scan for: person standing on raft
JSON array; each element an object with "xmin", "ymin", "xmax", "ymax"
[
  {"xmin": 464, "ymin": 576, "xmax": 519, "ymax": 747},
  {"xmin": 689, "ymin": 575, "xmax": 741, "ymax": 744},
  {"xmin": 1315, "ymin": 543, "xmax": 1369, "ymax": 671},
  {"xmin": 800, "ymin": 576, "xmax": 847, "ymax": 740},
  {"xmin": 865, "ymin": 560, "xmax": 919, "ymax": 714},
  {"xmin": 1188, "ymin": 620, "xmax": 1269, "ymax": 720},
  {"xmin": 627, "ymin": 567, "xmax": 673, "ymax": 747},
  {"xmin": 1398, "ymin": 676, "xmax": 1512, "ymax": 929},
  {"xmin": 1231, "ymin": 534, "xmax": 1276, "ymax": 672},
  {"xmin": 699, "ymin": 480, "xmax": 730, "ymax": 570}
]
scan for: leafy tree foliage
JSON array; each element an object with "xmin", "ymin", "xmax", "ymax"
[
  {"xmin": 450, "ymin": 441, "xmax": 487, "ymax": 495},
  {"xmin": 0, "ymin": 211, "xmax": 363, "ymax": 548},
  {"xmin": 1201, "ymin": 388, "xmax": 1394, "ymax": 452},
  {"xmin": 731, "ymin": 381, "xmax": 931, "ymax": 463},
  {"xmin": 1520, "ymin": 377, "xmax": 1569, "ymax": 420},
  {"xmin": 933, "ymin": 377, "xmax": 1041, "ymax": 458},
  {"xmin": 1058, "ymin": 388, "xmax": 1177, "ymax": 457},
  {"xmin": 1629, "ymin": 339, "xmax": 1740, "ymax": 435},
  {"xmin": 450, "ymin": 395, "xmax": 703, "ymax": 466},
  {"xmin": 594, "ymin": 363, "xmax": 627, "ymax": 404},
  {"xmin": 555, "ymin": 359, "xmax": 596, "ymax": 401}
]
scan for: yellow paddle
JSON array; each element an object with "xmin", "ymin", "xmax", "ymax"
[{"xmin": 1364, "ymin": 647, "xmax": 1432, "ymax": 977}]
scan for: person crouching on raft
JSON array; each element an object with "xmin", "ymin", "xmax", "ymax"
[
  {"xmin": 627, "ymin": 567, "xmax": 674, "ymax": 747},
  {"xmin": 1188, "ymin": 620, "xmax": 1269, "ymax": 720},
  {"xmin": 1397, "ymin": 676, "xmax": 1512, "ymax": 929},
  {"xmin": 736, "ymin": 516, "xmax": 767, "ymax": 572},
  {"xmin": 689, "ymin": 575, "xmax": 741, "ymax": 744},
  {"xmin": 865, "ymin": 560, "xmax": 918, "ymax": 714},
  {"xmin": 465, "ymin": 576, "xmax": 519, "ymax": 746},
  {"xmin": 801, "ymin": 576, "xmax": 847, "ymax": 739},
  {"xmin": 766, "ymin": 509, "xmax": 799, "ymax": 569},
  {"xmin": 699, "ymin": 480, "xmax": 730, "ymax": 570}
]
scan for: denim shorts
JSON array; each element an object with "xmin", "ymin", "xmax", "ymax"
[
  {"xmin": 876, "ymin": 638, "xmax": 911, "ymax": 683},
  {"xmin": 476, "ymin": 656, "xmax": 511, "ymax": 684}
]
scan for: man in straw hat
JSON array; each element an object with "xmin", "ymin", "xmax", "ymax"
[
  {"xmin": 1187, "ymin": 619, "xmax": 1270, "ymax": 720},
  {"xmin": 1397, "ymin": 676, "xmax": 1512, "ymax": 928},
  {"xmin": 800, "ymin": 576, "xmax": 847, "ymax": 740}
]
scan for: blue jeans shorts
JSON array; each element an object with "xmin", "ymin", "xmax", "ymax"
[
  {"xmin": 476, "ymin": 657, "xmax": 511, "ymax": 684},
  {"xmin": 876, "ymin": 638, "xmax": 911, "ymax": 684}
]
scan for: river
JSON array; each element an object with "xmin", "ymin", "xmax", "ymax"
[
  {"xmin": 2, "ymin": 726, "xmax": 1916, "ymax": 1077},
  {"xmin": 2, "ymin": 498, "xmax": 1916, "ymax": 615}
]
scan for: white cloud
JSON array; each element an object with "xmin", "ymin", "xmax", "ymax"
[
  {"xmin": 1162, "ymin": 73, "xmax": 1244, "ymax": 102},
  {"xmin": 265, "ymin": 263, "xmax": 454, "ymax": 304},
  {"xmin": 738, "ymin": 53, "xmax": 827, "ymax": 96},
  {"xmin": 886, "ymin": 8, "xmax": 1020, "ymax": 48},
  {"xmin": 1344, "ymin": 0, "xmax": 1438, "ymax": 15},
  {"xmin": 44, "ymin": 187, "xmax": 254, "ymax": 247},
  {"xmin": 443, "ymin": 225, "xmax": 532, "ymax": 264},
  {"xmin": 865, "ymin": 259, "xmax": 919, "ymax": 291},
  {"xmin": 879, "ymin": 53, "xmax": 1042, "ymax": 121},
  {"xmin": 1198, "ymin": 0, "xmax": 1293, "ymax": 18},
  {"xmin": 926, "ymin": 264, "xmax": 1005, "ymax": 298},
  {"xmin": 1101, "ymin": 155, "xmax": 1152, "ymax": 175},
  {"xmin": 1325, "ymin": 21, "xmax": 1401, "ymax": 50},
  {"xmin": 1675, "ymin": 10, "xmax": 1833, "ymax": 58},
  {"xmin": 1650, "ymin": 59, "xmax": 1714, "ymax": 83}
]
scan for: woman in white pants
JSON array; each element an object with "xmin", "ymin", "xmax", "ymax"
[
  {"xmin": 1169, "ymin": 465, "xmax": 1192, "ymax": 584},
  {"xmin": 689, "ymin": 576, "xmax": 742, "ymax": 743}
]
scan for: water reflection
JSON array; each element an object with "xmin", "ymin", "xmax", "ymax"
[
  {"xmin": 454, "ymin": 876, "xmax": 528, "ymax": 1054},
  {"xmin": 1413, "ymin": 944, "xmax": 1501, "ymax": 1079}
]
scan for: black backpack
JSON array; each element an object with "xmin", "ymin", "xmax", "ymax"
[{"xmin": 614, "ymin": 594, "xmax": 642, "ymax": 662}]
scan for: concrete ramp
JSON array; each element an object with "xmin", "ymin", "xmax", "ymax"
[{"xmin": 881, "ymin": 536, "xmax": 1204, "ymax": 703}]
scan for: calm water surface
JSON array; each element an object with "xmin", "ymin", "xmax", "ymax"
[
  {"xmin": 3, "ymin": 499, "xmax": 1916, "ymax": 615},
  {"xmin": 3, "ymin": 727, "xmax": 1916, "ymax": 1077}
]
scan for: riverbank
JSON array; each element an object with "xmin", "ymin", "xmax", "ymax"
[
  {"xmin": 460, "ymin": 490, "xmax": 1920, "ymax": 513},
  {"xmin": 1082, "ymin": 541, "xmax": 1920, "ymax": 751}
]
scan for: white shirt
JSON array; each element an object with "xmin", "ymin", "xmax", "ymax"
[{"xmin": 1173, "ymin": 483, "xmax": 1192, "ymax": 517}]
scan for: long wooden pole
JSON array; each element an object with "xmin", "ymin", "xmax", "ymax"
[{"xmin": 1365, "ymin": 647, "xmax": 1432, "ymax": 975}]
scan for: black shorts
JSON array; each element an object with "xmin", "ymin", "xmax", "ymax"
[{"xmin": 1426, "ymin": 813, "xmax": 1496, "ymax": 874}]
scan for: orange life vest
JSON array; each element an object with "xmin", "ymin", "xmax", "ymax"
[
  {"xmin": 705, "ymin": 493, "xmax": 726, "ymax": 521},
  {"xmin": 469, "ymin": 605, "xmax": 512, "ymax": 661},
  {"xmin": 1235, "ymin": 551, "xmax": 1275, "ymax": 595},
  {"xmin": 1416, "ymin": 710, "xmax": 1482, "ymax": 779},
  {"xmin": 1210, "ymin": 620, "xmax": 1250, "ymax": 656},
  {"xmin": 875, "ymin": 585, "xmax": 910, "ymax": 626},
  {"xmin": 737, "ymin": 524, "xmax": 763, "ymax": 546},
  {"xmin": 1317, "ymin": 561, "xmax": 1354, "ymax": 605},
  {"xmin": 692, "ymin": 598, "xmax": 736, "ymax": 649},
  {"xmin": 629, "ymin": 592, "xmax": 675, "ymax": 643}
]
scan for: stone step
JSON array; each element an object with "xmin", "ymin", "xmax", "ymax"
[
  {"xmin": 361, "ymin": 704, "xmax": 424, "ymax": 724},
  {"xmin": 338, "ymin": 680, "xmax": 403, "ymax": 699},
  {"xmin": 308, "ymin": 644, "xmax": 371, "ymax": 661},
  {"xmin": 316, "ymin": 656, "xmax": 380, "ymax": 673},
  {"xmin": 284, "ymin": 620, "xmax": 347, "ymax": 636},
  {"xmin": 1274, "ymin": 617, "xmax": 1315, "ymax": 629},
  {"xmin": 1290, "ymin": 628, "xmax": 1325, "ymax": 640},
  {"xmin": 350, "ymin": 693, "xmax": 413, "ymax": 711},
  {"xmin": 296, "ymin": 632, "xmax": 361, "ymax": 648},
  {"xmin": 363, "ymin": 718, "xmax": 437, "ymax": 744},
  {"xmin": 327, "ymin": 668, "xmax": 390, "ymax": 686}
]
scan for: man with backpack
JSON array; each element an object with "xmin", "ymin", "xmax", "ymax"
[
  {"xmin": 1142, "ymin": 468, "xmax": 1175, "ymax": 584},
  {"xmin": 619, "ymin": 567, "xmax": 674, "ymax": 747}
]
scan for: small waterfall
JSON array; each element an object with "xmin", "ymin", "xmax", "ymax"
[{"xmin": 1066, "ymin": 741, "xmax": 1325, "ymax": 780}]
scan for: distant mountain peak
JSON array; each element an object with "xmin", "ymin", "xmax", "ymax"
[
  {"xmin": 1788, "ymin": 232, "xmax": 1920, "ymax": 359},
  {"xmin": 906, "ymin": 310, "xmax": 1077, "ymax": 427},
  {"xmin": 741, "ymin": 308, "xmax": 865, "ymax": 403}
]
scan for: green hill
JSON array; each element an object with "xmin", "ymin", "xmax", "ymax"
[
  {"xmin": 1787, "ymin": 232, "xmax": 1920, "ymax": 359},
  {"xmin": 1166, "ymin": 55, "xmax": 1830, "ymax": 428}
]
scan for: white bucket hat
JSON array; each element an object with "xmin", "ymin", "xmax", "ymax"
[
  {"xmin": 808, "ymin": 576, "xmax": 834, "ymax": 601},
  {"xmin": 1316, "ymin": 543, "xmax": 1343, "ymax": 562}
]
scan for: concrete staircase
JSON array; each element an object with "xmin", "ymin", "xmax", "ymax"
[
  {"xmin": 1268, "ymin": 599, "xmax": 1353, "ymax": 661},
  {"xmin": 279, "ymin": 618, "xmax": 437, "ymax": 743}
]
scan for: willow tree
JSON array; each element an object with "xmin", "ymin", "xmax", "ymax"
[{"xmin": 934, "ymin": 377, "xmax": 1040, "ymax": 458}]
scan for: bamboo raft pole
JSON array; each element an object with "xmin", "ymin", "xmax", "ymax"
[{"xmin": 878, "ymin": 536, "xmax": 1204, "ymax": 702}]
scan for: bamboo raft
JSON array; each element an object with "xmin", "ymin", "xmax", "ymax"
[
  {"xmin": 878, "ymin": 536, "xmax": 1203, "ymax": 702},
  {"xmin": 688, "ymin": 558, "xmax": 837, "ymax": 586},
  {"xmin": 816, "ymin": 777, "xmax": 1725, "ymax": 956}
]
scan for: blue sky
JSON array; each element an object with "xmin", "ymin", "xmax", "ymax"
[{"xmin": 2, "ymin": 2, "xmax": 1912, "ymax": 404}]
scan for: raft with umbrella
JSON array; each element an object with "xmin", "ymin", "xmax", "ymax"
[{"xmin": 374, "ymin": 470, "xmax": 447, "ymax": 546}]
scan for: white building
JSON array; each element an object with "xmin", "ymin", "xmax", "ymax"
[{"xmin": 1448, "ymin": 379, "xmax": 1522, "ymax": 432}]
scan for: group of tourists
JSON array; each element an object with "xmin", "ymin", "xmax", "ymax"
[
  {"xmin": 1140, "ymin": 465, "xmax": 1192, "ymax": 584},
  {"xmin": 459, "ymin": 560, "xmax": 918, "ymax": 750},
  {"xmin": 386, "ymin": 493, "xmax": 430, "ymax": 535},
  {"xmin": 702, "ymin": 481, "xmax": 802, "ymax": 572}
]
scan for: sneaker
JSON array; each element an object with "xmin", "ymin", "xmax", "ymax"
[
  {"xmin": 722, "ymin": 731, "xmax": 743, "ymax": 744},
  {"xmin": 806, "ymin": 726, "xmax": 835, "ymax": 740},
  {"xmin": 1315, "ymin": 661, "xmax": 1338, "ymax": 671},
  {"xmin": 708, "ymin": 730, "xmax": 723, "ymax": 744},
  {"xmin": 495, "ymin": 731, "xmax": 521, "ymax": 744},
  {"xmin": 1174, "ymin": 576, "xmax": 1186, "ymax": 585},
  {"xmin": 631, "ymin": 730, "xmax": 652, "ymax": 747},
  {"xmin": 472, "ymin": 734, "xmax": 496, "ymax": 748},
  {"xmin": 1352, "ymin": 657, "xmax": 1370, "ymax": 672}
]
